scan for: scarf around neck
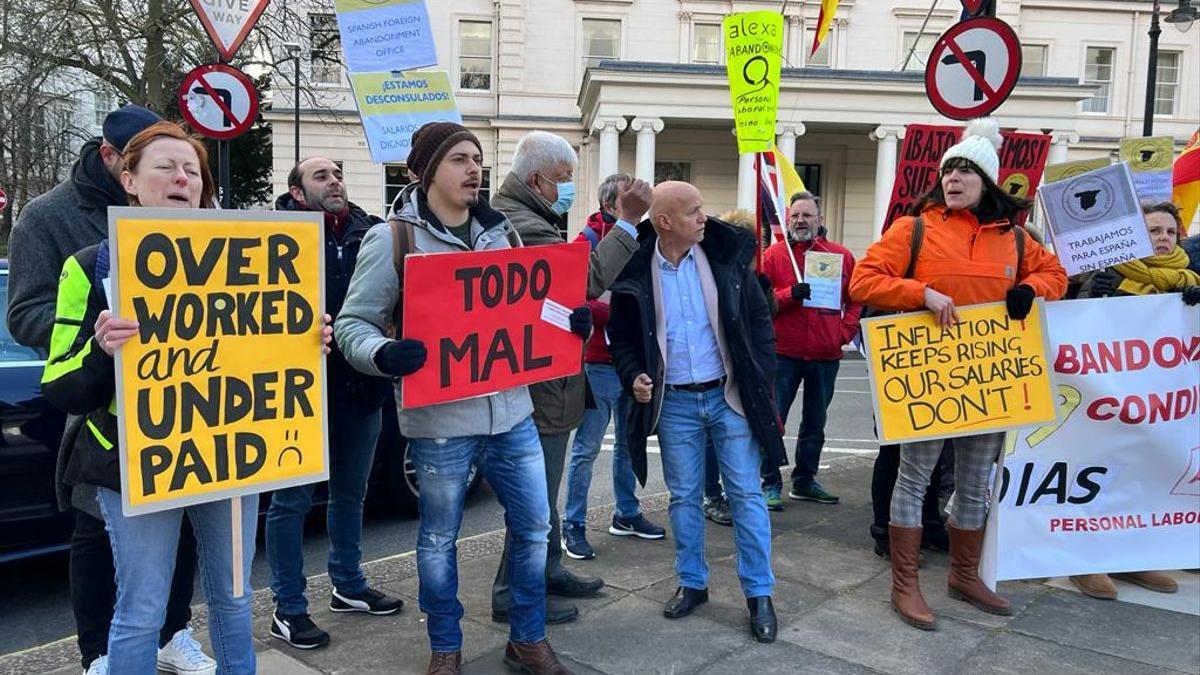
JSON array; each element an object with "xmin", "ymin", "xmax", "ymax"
[{"xmin": 1113, "ymin": 246, "xmax": 1200, "ymax": 295}]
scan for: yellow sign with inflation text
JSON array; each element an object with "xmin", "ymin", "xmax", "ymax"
[
  {"xmin": 861, "ymin": 301, "xmax": 1058, "ymax": 444},
  {"xmin": 723, "ymin": 11, "xmax": 783, "ymax": 154},
  {"xmin": 109, "ymin": 208, "xmax": 328, "ymax": 515}
]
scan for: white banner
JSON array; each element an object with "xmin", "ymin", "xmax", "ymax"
[{"xmin": 983, "ymin": 294, "xmax": 1200, "ymax": 585}]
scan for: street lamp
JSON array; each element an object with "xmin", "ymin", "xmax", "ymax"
[
  {"xmin": 283, "ymin": 42, "xmax": 302, "ymax": 166},
  {"xmin": 1143, "ymin": 0, "xmax": 1196, "ymax": 136}
]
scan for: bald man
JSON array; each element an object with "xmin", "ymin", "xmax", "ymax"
[{"xmin": 607, "ymin": 182, "xmax": 787, "ymax": 643}]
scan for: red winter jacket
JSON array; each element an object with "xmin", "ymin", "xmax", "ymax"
[
  {"xmin": 763, "ymin": 237, "xmax": 863, "ymax": 361},
  {"xmin": 578, "ymin": 211, "xmax": 616, "ymax": 364}
]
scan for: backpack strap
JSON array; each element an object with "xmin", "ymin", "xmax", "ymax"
[
  {"xmin": 903, "ymin": 215, "xmax": 924, "ymax": 280},
  {"xmin": 388, "ymin": 217, "xmax": 415, "ymax": 337},
  {"xmin": 1013, "ymin": 225, "xmax": 1026, "ymax": 289}
]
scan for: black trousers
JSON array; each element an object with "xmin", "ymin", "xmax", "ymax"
[
  {"xmin": 869, "ymin": 443, "xmax": 948, "ymax": 539},
  {"xmin": 71, "ymin": 508, "xmax": 198, "ymax": 668}
]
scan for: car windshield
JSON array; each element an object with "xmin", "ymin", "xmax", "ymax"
[{"xmin": 0, "ymin": 273, "xmax": 45, "ymax": 362}]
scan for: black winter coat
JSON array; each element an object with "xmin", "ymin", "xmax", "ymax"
[{"xmin": 607, "ymin": 218, "xmax": 787, "ymax": 486}]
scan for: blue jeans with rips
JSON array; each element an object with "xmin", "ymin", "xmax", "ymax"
[{"xmin": 563, "ymin": 363, "xmax": 641, "ymax": 528}]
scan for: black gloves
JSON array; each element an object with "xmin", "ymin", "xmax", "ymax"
[
  {"xmin": 374, "ymin": 338, "xmax": 427, "ymax": 377},
  {"xmin": 791, "ymin": 283, "xmax": 812, "ymax": 301},
  {"xmin": 1183, "ymin": 286, "xmax": 1200, "ymax": 306},
  {"xmin": 569, "ymin": 306, "xmax": 593, "ymax": 339},
  {"xmin": 757, "ymin": 273, "xmax": 773, "ymax": 298},
  {"xmin": 1006, "ymin": 284, "xmax": 1036, "ymax": 320},
  {"xmin": 1089, "ymin": 270, "xmax": 1120, "ymax": 298}
]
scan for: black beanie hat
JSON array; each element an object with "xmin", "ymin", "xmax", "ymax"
[
  {"xmin": 102, "ymin": 105, "xmax": 162, "ymax": 152},
  {"xmin": 407, "ymin": 121, "xmax": 483, "ymax": 190}
]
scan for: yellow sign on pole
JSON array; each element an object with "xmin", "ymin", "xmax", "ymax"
[
  {"xmin": 108, "ymin": 208, "xmax": 328, "ymax": 515},
  {"xmin": 861, "ymin": 301, "xmax": 1058, "ymax": 444},
  {"xmin": 723, "ymin": 11, "xmax": 784, "ymax": 154}
]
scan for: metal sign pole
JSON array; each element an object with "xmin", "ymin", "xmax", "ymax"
[{"xmin": 219, "ymin": 139, "xmax": 231, "ymax": 208}]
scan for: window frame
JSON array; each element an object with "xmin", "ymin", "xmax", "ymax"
[
  {"xmin": 308, "ymin": 12, "xmax": 343, "ymax": 87},
  {"xmin": 580, "ymin": 17, "xmax": 624, "ymax": 80},
  {"xmin": 804, "ymin": 27, "xmax": 833, "ymax": 68},
  {"xmin": 691, "ymin": 22, "xmax": 722, "ymax": 65},
  {"xmin": 1081, "ymin": 45, "xmax": 1117, "ymax": 115},
  {"xmin": 457, "ymin": 18, "xmax": 495, "ymax": 93},
  {"xmin": 900, "ymin": 30, "xmax": 940, "ymax": 72},
  {"xmin": 1020, "ymin": 43, "xmax": 1048, "ymax": 79},
  {"xmin": 1153, "ymin": 50, "xmax": 1181, "ymax": 117}
]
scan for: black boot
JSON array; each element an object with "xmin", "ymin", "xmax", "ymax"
[{"xmin": 747, "ymin": 596, "xmax": 777, "ymax": 643}]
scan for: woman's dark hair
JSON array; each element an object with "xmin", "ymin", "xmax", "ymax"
[{"xmin": 910, "ymin": 157, "xmax": 1031, "ymax": 224}]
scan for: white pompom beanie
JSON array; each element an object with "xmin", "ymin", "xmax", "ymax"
[{"xmin": 940, "ymin": 117, "xmax": 1003, "ymax": 183}]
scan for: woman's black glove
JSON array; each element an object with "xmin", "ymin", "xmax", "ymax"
[
  {"xmin": 1182, "ymin": 285, "xmax": 1200, "ymax": 306},
  {"xmin": 1006, "ymin": 284, "xmax": 1036, "ymax": 320},
  {"xmin": 757, "ymin": 273, "xmax": 773, "ymax": 298},
  {"xmin": 791, "ymin": 283, "xmax": 812, "ymax": 301},
  {"xmin": 569, "ymin": 306, "xmax": 593, "ymax": 338},
  {"xmin": 1089, "ymin": 270, "xmax": 1120, "ymax": 298},
  {"xmin": 373, "ymin": 338, "xmax": 427, "ymax": 377}
]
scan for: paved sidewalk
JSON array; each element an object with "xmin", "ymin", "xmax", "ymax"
[{"xmin": 8, "ymin": 457, "xmax": 1199, "ymax": 674}]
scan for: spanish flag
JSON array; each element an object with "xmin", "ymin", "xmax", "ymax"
[
  {"xmin": 1174, "ymin": 129, "xmax": 1200, "ymax": 234},
  {"xmin": 811, "ymin": 0, "xmax": 840, "ymax": 57}
]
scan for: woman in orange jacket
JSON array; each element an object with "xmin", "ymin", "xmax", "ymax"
[{"xmin": 850, "ymin": 118, "xmax": 1068, "ymax": 631}]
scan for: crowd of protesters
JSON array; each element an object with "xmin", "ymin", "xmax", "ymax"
[{"xmin": 6, "ymin": 107, "xmax": 1199, "ymax": 675}]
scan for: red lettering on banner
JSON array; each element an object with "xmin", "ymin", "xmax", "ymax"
[
  {"xmin": 1054, "ymin": 337, "xmax": 1199, "ymax": 375},
  {"xmin": 1086, "ymin": 386, "xmax": 1200, "ymax": 425}
]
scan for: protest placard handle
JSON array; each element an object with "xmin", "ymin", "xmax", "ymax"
[{"xmin": 231, "ymin": 497, "xmax": 244, "ymax": 598}]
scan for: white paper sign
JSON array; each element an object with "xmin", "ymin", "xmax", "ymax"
[
  {"xmin": 334, "ymin": 0, "xmax": 436, "ymax": 73},
  {"xmin": 1038, "ymin": 162, "xmax": 1154, "ymax": 276},
  {"xmin": 540, "ymin": 298, "xmax": 572, "ymax": 332},
  {"xmin": 802, "ymin": 251, "xmax": 843, "ymax": 311}
]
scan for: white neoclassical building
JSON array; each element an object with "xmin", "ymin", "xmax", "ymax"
[{"xmin": 267, "ymin": 0, "xmax": 1199, "ymax": 254}]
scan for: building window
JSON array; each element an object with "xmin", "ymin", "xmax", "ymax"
[
  {"xmin": 384, "ymin": 165, "xmax": 411, "ymax": 214},
  {"xmin": 795, "ymin": 163, "xmax": 822, "ymax": 197},
  {"xmin": 692, "ymin": 23, "xmax": 721, "ymax": 64},
  {"xmin": 459, "ymin": 21, "xmax": 493, "ymax": 91},
  {"xmin": 901, "ymin": 31, "xmax": 939, "ymax": 71},
  {"xmin": 1154, "ymin": 51, "xmax": 1180, "ymax": 116},
  {"xmin": 655, "ymin": 161, "xmax": 692, "ymax": 184},
  {"xmin": 1082, "ymin": 46, "xmax": 1114, "ymax": 113},
  {"xmin": 94, "ymin": 90, "xmax": 115, "ymax": 128},
  {"xmin": 1020, "ymin": 44, "xmax": 1047, "ymax": 78},
  {"xmin": 805, "ymin": 29, "xmax": 832, "ymax": 67},
  {"xmin": 582, "ymin": 19, "xmax": 621, "ymax": 72},
  {"xmin": 309, "ymin": 13, "xmax": 342, "ymax": 85}
]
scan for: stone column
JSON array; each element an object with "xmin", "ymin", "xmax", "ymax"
[
  {"xmin": 1049, "ymin": 131, "xmax": 1079, "ymax": 166},
  {"xmin": 591, "ymin": 117, "xmax": 627, "ymax": 180},
  {"xmin": 631, "ymin": 117, "xmax": 664, "ymax": 183},
  {"xmin": 869, "ymin": 125, "xmax": 905, "ymax": 241},
  {"xmin": 737, "ymin": 151, "xmax": 757, "ymax": 210},
  {"xmin": 775, "ymin": 122, "xmax": 807, "ymax": 164}
]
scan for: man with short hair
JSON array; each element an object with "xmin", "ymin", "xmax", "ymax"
[
  {"xmin": 607, "ymin": 181, "xmax": 785, "ymax": 643},
  {"xmin": 6, "ymin": 105, "xmax": 215, "ymax": 675},
  {"xmin": 489, "ymin": 133, "xmax": 655, "ymax": 623},
  {"xmin": 337, "ymin": 122, "xmax": 579, "ymax": 674},
  {"xmin": 266, "ymin": 157, "xmax": 402, "ymax": 650},
  {"xmin": 760, "ymin": 192, "xmax": 863, "ymax": 509}
]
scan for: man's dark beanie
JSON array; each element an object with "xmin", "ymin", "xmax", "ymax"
[
  {"xmin": 102, "ymin": 105, "xmax": 162, "ymax": 152},
  {"xmin": 407, "ymin": 121, "xmax": 482, "ymax": 190}
]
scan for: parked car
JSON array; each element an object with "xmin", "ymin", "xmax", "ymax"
[{"xmin": 0, "ymin": 260, "xmax": 476, "ymax": 563}]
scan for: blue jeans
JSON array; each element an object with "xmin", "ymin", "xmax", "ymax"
[
  {"xmin": 704, "ymin": 440, "xmax": 722, "ymax": 499},
  {"xmin": 563, "ymin": 364, "xmax": 640, "ymax": 527},
  {"xmin": 97, "ymin": 488, "xmax": 257, "ymax": 674},
  {"xmin": 408, "ymin": 415, "xmax": 549, "ymax": 652},
  {"xmin": 266, "ymin": 401, "xmax": 383, "ymax": 615},
  {"xmin": 657, "ymin": 387, "xmax": 775, "ymax": 597},
  {"xmin": 763, "ymin": 356, "xmax": 840, "ymax": 489}
]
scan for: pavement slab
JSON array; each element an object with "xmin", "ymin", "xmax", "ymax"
[
  {"xmin": 769, "ymin": 534, "xmax": 890, "ymax": 592},
  {"xmin": 697, "ymin": 639, "xmax": 884, "ymax": 675},
  {"xmin": 959, "ymin": 631, "xmax": 1191, "ymax": 675}
]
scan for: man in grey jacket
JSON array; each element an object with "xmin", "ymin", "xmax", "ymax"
[
  {"xmin": 335, "ymin": 122, "xmax": 583, "ymax": 675},
  {"xmin": 489, "ymin": 131, "xmax": 656, "ymax": 623}
]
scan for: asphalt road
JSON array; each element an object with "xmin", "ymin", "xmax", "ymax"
[{"xmin": 0, "ymin": 357, "xmax": 879, "ymax": 658}]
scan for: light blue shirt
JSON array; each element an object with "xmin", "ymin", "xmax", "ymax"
[
  {"xmin": 615, "ymin": 219, "xmax": 638, "ymax": 239},
  {"xmin": 657, "ymin": 242, "xmax": 726, "ymax": 386}
]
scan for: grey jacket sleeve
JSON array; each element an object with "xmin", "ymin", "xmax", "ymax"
[
  {"xmin": 6, "ymin": 208, "xmax": 59, "ymax": 350},
  {"xmin": 586, "ymin": 227, "xmax": 639, "ymax": 299},
  {"xmin": 333, "ymin": 222, "xmax": 398, "ymax": 378}
]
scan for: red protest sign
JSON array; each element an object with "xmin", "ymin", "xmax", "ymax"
[
  {"xmin": 881, "ymin": 124, "xmax": 1051, "ymax": 233},
  {"xmin": 401, "ymin": 242, "xmax": 589, "ymax": 409}
]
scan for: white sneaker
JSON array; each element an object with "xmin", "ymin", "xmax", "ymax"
[
  {"xmin": 156, "ymin": 627, "xmax": 217, "ymax": 675},
  {"xmin": 83, "ymin": 654, "xmax": 108, "ymax": 675}
]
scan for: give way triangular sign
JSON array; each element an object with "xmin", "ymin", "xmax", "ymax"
[{"xmin": 189, "ymin": 0, "xmax": 270, "ymax": 61}]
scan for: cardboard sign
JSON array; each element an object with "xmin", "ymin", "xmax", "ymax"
[
  {"xmin": 334, "ymin": 0, "xmax": 436, "ymax": 73},
  {"xmin": 108, "ymin": 208, "xmax": 328, "ymax": 516},
  {"xmin": 1119, "ymin": 135, "xmax": 1174, "ymax": 204},
  {"xmin": 882, "ymin": 124, "xmax": 1051, "ymax": 232},
  {"xmin": 1039, "ymin": 162, "xmax": 1154, "ymax": 276},
  {"xmin": 723, "ymin": 11, "xmax": 784, "ymax": 154},
  {"xmin": 982, "ymin": 295, "xmax": 1200, "ymax": 584},
  {"xmin": 349, "ymin": 71, "xmax": 462, "ymax": 164},
  {"xmin": 802, "ymin": 251, "xmax": 843, "ymax": 310},
  {"xmin": 862, "ymin": 301, "xmax": 1058, "ymax": 444},
  {"xmin": 401, "ymin": 242, "xmax": 589, "ymax": 409},
  {"xmin": 1043, "ymin": 157, "xmax": 1109, "ymax": 185}
]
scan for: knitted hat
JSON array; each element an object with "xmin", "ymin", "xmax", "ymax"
[
  {"xmin": 940, "ymin": 117, "xmax": 1003, "ymax": 183},
  {"xmin": 102, "ymin": 105, "xmax": 162, "ymax": 152},
  {"xmin": 407, "ymin": 121, "xmax": 482, "ymax": 190}
]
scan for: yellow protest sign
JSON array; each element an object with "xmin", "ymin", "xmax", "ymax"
[
  {"xmin": 1043, "ymin": 157, "xmax": 1109, "ymax": 184},
  {"xmin": 1120, "ymin": 135, "xmax": 1174, "ymax": 203},
  {"xmin": 723, "ymin": 11, "xmax": 783, "ymax": 154},
  {"xmin": 861, "ymin": 301, "xmax": 1057, "ymax": 444},
  {"xmin": 109, "ymin": 208, "xmax": 328, "ymax": 515}
]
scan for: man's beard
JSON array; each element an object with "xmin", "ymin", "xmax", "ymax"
[
  {"xmin": 787, "ymin": 227, "xmax": 813, "ymax": 244},
  {"xmin": 307, "ymin": 188, "xmax": 346, "ymax": 214}
]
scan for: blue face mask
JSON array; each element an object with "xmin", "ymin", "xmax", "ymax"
[{"xmin": 547, "ymin": 178, "xmax": 575, "ymax": 215}]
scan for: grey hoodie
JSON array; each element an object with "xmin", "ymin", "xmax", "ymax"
[{"xmin": 334, "ymin": 185, "xmax": 534, "ymax": 439}]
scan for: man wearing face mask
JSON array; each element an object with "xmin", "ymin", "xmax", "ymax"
[
  {"xmin": 759, "ymin": 192, "xmax": 862, "ymax": 510},
  {"xmin": 490, "ymin": 131, "xmax": 653, "ymax": 625}
]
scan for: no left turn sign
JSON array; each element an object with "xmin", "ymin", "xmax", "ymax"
[
  {"xmin": 0, "ymin": 189, "xmax": 8, "ymax": 211},
  {"xmin": 924, "ymin": 17, "xmax": 1022, "ymax": 121},
  {"xmin": 178, "ymin": 63, "xmax": 260, "ymax": 140}
]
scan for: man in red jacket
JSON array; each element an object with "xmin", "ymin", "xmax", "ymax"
[{"xmin": 760, "ymin": 192, "xmax": 862, "ymax": 509}]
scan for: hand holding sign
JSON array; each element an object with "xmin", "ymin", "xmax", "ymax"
[{"xmin": 95, "ymin": 310, "xmax": 140, "ymax": 356}]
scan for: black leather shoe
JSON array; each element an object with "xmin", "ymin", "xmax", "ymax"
[
  {"xmin": 747, "ymin": 596, "xmax": 777, "ymax": 643},
  {"xmin": 547, "ymin": 568, "xmax": 604, "ymax": 598},
  {"xmin": 492, "ymin": 596, "xmax": 579, "ymax": 625},
  {"xmin": 663, "ymin": 587, "xmax": 709, "ymax": 619}
]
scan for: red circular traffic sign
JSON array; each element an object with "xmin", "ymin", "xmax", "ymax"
[
  {"xmin": 924, "ymin": 17, "xmax": 1022, "ymax": 121},
  {"xmin": 178, "ymin": 63, "xmax": 259, "ymax": 140}
]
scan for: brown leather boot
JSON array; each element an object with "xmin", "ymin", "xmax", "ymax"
[
  {"xmin": 889, "ymin": 524, "xmax": 935, "ymax": 630},
  {"xmin": 426, "ymin": 651, "xmax": 462, "ymax": 675},
  {"xmin": 503, "ymin": 640, "xmax": 573, "ymax": 674},
  {"xmin": 947, "ymin": 524, "xmax": 1011, "ymax": 615},
  {"xmin": 1111, "ymin": 571, "xmax": 1179, "ymax": 593},
  {"xmin": 1070, "ymin": 574, "xmax": 1117, "ymax": 600}
]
